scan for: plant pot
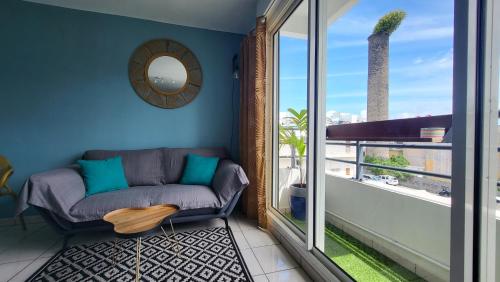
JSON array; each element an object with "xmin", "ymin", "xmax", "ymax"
[{"xmin": 290, "ymin": 183, "xmax": 306, "ymax": 220}]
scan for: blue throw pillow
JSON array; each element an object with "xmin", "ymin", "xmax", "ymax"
[
  {"xmin": 180, "ymin": 154, "xmax": 220, "ymax": 186},
  {"xmin": 77, "ymin": 156, "xmax": 129, "ymax": 196}
]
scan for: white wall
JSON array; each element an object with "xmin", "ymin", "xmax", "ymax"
[
  {"xmin": 325, "ymin": 174, "xmax": 450, "ymax": 281},
  {"xmin": 277, "ymin": 167, "xmax": 304, "ymax": 210},
  {"xmin": 325, "ymin": 175, "xmax": 500, "ymax": 281}
]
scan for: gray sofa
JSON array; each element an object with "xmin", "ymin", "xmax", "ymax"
[{"xmin": 17, "ymin": 147, "xmax": 249, "ymax": 246}]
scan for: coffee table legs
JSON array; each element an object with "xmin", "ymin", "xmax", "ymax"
[
  {"xmin": 135, "ymin": 237, "xmax": 142, "ymax": 282},
  {"xmin": 112, "ymin": 237, "xmax": 141, "ymax": 281},
  {"xmin": 160, "ymin": 219, "xmax": 180, "ymax": 257},
  {"xmin": 112, "ymin": 220, "xmax": 177, "ymax": 281}
]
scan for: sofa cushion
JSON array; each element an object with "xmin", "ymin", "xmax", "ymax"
[
  {"xmin": 83, "ymin": 149, "xmax": 164, "ymax": 186},
  {"xmin": 77, "ymin": 157, "xmax": 128, "ymax": 196},
  {"xmin": 69, "ymin": 184, "xmax": 222, "ymax": 222},
  {"xmin": 162, "ymin": 147, "xmax": 227, "ymax": 184},
  {"xmin": 180, "ymin": 154, "xmax": 220, "ymax": 185}
]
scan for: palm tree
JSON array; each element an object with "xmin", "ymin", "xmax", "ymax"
[
  {"xmin": 280, "ymin": 108, "xmax": 307, "ymax": 220},
  {"xmin": 279, "ymin": 108, "xmax": 307, "ymax": 186}
]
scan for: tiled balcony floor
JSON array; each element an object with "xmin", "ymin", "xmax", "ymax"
[
  {"xmin": 0, "ymin": 214, "xmax": 311, "ymax": 282},
  {"xmin": 284, "ymin": 213, "xmax": 425, "ymax": 282}
]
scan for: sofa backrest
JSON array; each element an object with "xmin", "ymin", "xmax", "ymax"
[
  {"xmin": 82, "ymin": 147, "xmax": 228, "ymax": 186},
  {"xmin": 161, "ymin": 148, "xmax": 227, "ymax": 184}
]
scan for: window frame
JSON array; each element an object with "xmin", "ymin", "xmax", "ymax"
[
  {"xmin": 270, "ymin": 0, "xmax": 310, "ymax": 240},
  {"xmin": 478, "ymin": 0, "xmax": 499, "ymax": 280}
]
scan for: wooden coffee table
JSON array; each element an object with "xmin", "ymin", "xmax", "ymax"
[{"xmin": 103, "ymin": 204, "xmax": 179, "ymax": 282}]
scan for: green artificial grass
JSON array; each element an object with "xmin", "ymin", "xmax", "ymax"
[{"xmin": 283, "ymin": 213, "xmax": 425, "ymax": 281}]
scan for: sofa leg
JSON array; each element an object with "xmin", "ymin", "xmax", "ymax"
[
  {"xmin": 18, "ymin": 214, "xmax": 27, "ymax": 231},
  {"xmin": 223, "ymin": 217, "xmax": 229, "ymax": 230},
  {"xmin": 62, "ymin": 234, "xmax": 73, "ymax": 250}
]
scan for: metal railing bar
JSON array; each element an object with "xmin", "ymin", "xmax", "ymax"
[
  {"xmin": 325, "ymin": 157, "xmax": 357, "ymax": 165},
  {"xmin": 325, "ymin": 157, "xmax": 451, "ymax": 179},
  {"xmin": 359, "ymin": 162, "xmax": 451, "ymax": 179},
  {"xmin": 278, "ymin": 155, "xmax": 307, "ymax": 158},
  {"xmin": 325, "ymin": 141, "xmax": 452, "ymax": 150},
  {"xmin": 361, "ymin": 143, "xmax": 452, "ymax": 150},
  {"xmin": 326, "ymin": 141, "xmax": 358, "ymax": 146},
  {"xmin": 359, "ymin": 143, "xmax": 451, "ymax": 150},
  {"xmin": 279, "ymin": 140, "xmax": 467, "ymax": 181}
]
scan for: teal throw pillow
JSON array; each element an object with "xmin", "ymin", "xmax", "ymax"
[
  {"xmin": 77, "ymin": 156, "xmax": 129, "ymax": 196},
  {"xmin": 180, "ymin": 154, "xmax": 220, "ymax": 186}
]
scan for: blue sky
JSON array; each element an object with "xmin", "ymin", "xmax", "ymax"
[{"xmin": 278, "ymin": 0, "xmax": 454, "ymax": 119}]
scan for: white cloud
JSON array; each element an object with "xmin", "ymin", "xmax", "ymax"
[
  {"xmin": 395, "ymin": 112, "xmax": 433, "ymax": 119},
  {"xmin": 413, "ymin": 57, "xmax": 424, "ymax": 64},
  {"xmin": 323, "ymin": 50, "xmax": 453, "ymax": 80},
  {"xmin": 328, "ymin": 16, "xmax": 374, "ymax": 36},
  {"xmin": 389, "ymin": 99, "xmax": 452, "ymax": 118},
  {"xmin": 280, "ymin": 111, "xmax": 292, "ymax": 119},
  {"xmin": 329, "ymin": 39, "xmax": 367, "ymax": 48},
  {"xmin": 392, "ymin": 26, "xmax": 453, "ymax": 43},
  {"xmin": 391, "ymin": 49, "xmax": 453, "ymax": 78},
  {"xmin": 326, "ymin": 83, "xmax": 451, "ymax": 99},
  {"xmin": 390, "ymin": 85, "xmax": 451, "ymax": 97},
  {"xmin": 328, "ymin": 13, "xmax": 454, "ymax": 49},
  {"xmin": 360, "ymin": 110, "xmax": 367, "ymax": 118}
]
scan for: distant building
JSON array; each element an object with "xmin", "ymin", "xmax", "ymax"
[
  {"xmin": 279, "ymin": 112, "xmax": 294, "ymax": 127},
  {"xmin": 325, "ymin": 110, "xmax": 362, "ymax": 125}
]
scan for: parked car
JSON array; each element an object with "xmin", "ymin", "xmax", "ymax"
[
  {"xmin": 362, "ymin": 174, "xmax": 377, "ymax": 180},
  {"xmin": 438, "ymin": 188, "xmax": 451, "ymax": 197},
  {"xmin": 378, "ymin": 175, "xmax": 399, "ymax": 186}
]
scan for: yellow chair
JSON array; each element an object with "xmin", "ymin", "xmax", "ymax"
[{"xmin": 0, "ymin": 155, "xmax": 26, "ymax": 230}]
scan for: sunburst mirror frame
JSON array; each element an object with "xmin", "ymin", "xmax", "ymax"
[{"xmin": 129, "ymin": 39, "xmax": 202, "ymax": 109}]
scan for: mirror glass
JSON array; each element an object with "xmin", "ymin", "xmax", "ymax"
[{"xmin": 147, "ymin": 56, "xmax": 188, "ymax": 93}]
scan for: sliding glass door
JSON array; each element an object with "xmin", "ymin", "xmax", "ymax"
[
  {"xmin": 272, "ymin": 0, "xmax": 310, "ymax": 234},
  {"xmin": 270, "ymin": 0, "xmax": 492, "ymax": 280},
  {"xmin": 479, "ymin": 0, "xmax": 499, "ymax": 280},
  {"xmin": 315, "ymin": 1, "xmax": 454, "ymax": 280}
]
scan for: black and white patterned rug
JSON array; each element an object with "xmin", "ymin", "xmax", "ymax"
[{"xmin": 28, "ymin": 227, "xmax": 253, "ymax": 282}]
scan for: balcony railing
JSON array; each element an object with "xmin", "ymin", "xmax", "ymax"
[
  {"xmin": 326, "ymin": 141, "xmax": 452, "ymax": 180},
  {"xmin": 280, "ymin": 114, "xmax": 500, "ymax": 187},
  {"xmin": 280, "ymin": 141, "xmax": 451, "ymax": 178}
]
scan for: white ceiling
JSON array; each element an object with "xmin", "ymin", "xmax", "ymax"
[
  {"xmin": 281, "ymin": 0, "xmax": 357, "ymax": 39},
  {"xmin": 24, "ymin": 0, "xmax": 259, "ymax": 34}
]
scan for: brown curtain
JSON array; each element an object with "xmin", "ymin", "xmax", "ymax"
[{"xmin": 240, "ymin": 17, "xmax": 267, "ymax": 228}]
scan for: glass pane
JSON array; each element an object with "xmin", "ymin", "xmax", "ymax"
[
  {"xmin": 273, "ymin": 0, "xmax": 309, "ymax": 233},
  {"xmin": 316, "ymin": 1, "xmax": 453, "ymax": 281}
]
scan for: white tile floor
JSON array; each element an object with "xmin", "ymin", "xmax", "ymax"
[{"xmin": 0, "ymin": 215, "xmax": 311, "ymax": 282}]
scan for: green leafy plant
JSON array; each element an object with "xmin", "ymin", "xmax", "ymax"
[
  {"xmin": 372, "ymin": 10, "xmax": 406, "ymax": 35},
  {"xmin": 279, "ymin": 108, "xmax": 307, "ymax": 186},
  {"xmin": 364, "ymin": 155, "xmax": 412, "ymax": 181}
]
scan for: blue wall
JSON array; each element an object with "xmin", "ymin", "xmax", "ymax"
[{"xmin": 0, "ymin": 0, "xmax": 243, "ymax": 218}]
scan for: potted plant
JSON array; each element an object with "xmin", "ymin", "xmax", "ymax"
[{"xmin": 279, "ymin": 108, "xmax": 307, "ymax": 220}]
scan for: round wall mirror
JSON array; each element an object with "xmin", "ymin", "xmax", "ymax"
[
  {"xmin": 147, "ymin": 56, "xmax": 188, "ymax": 94},
  {"xmin": 129, "ymin": 39, "xmax": 202, "ymax": 109}
]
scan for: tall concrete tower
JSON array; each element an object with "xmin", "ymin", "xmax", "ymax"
[
  {"xmin": 366, "ymin": 10, "xmax": 406, "ymax": 160},
  {"xmin": 367, "ymin": 32, "xmax": 389, "ymax": 122}
]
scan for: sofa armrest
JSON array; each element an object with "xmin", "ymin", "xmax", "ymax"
[
  {"xmin": 16, "ymin": 165, "xmax": 86, "ymax": 221},
  {"xmin": 212, "ymin": 160, "xmax": 249, "ymax": 206}
]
